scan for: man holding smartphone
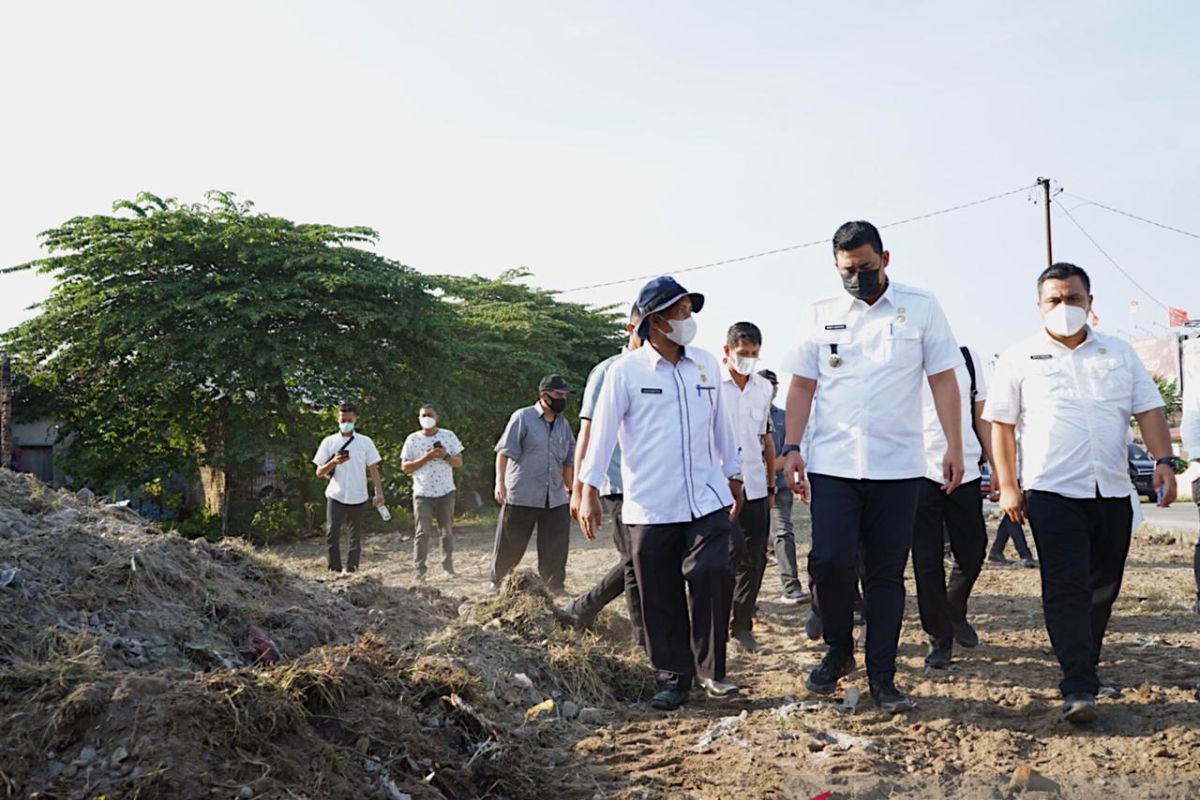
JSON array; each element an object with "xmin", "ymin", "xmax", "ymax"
[
  {"xmin": 401, "ymin": 404, "xmax": 465, "ymax": 580},
  {"xmin": 313, "ymin": 402, "xmax": 385, "ymax": 574}
]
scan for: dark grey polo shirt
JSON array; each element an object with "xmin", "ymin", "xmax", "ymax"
[{"xmin": 494, "ymin": 403, "xmax": 576, "ymax": 508}]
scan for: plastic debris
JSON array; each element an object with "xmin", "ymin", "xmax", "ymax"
[
  {"xmin": 694, "ymin": 709, "xmax": 748, "ymax": 752},
  {"xmin": 835, "ymin": 687, "xmax": 861, "ymax": 715},
  {"xmin": 1007, "ymin": 765, "xmax": 1060, "ymax": 794},
  {"xmin": 524, "ymin": 699, "xmax": 555, "ymax": 722}
]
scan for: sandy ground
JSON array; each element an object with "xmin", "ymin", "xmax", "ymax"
[{"xmin": 273, "ymin": 503, "xmax": 1200, "ymax": 799}]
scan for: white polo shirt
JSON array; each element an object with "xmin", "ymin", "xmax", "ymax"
[
  {"xmin": 580, "ymin": 342, "xmax": 742, "ymax": 525},
  {"xmin": 780, "ymin": 281, "xmax": 963, "ymax": 480},
  {"xmin": 922, "ymin": 347, "xmax": 988, "ymax": 485},
  {"xmin": 719, "ymin": 368, "xmax": 774, "ymax": 501},
  {"xmin": 312, "ymin": 432, "xmax": 382, "ymax": 505},
  {"xmin": 983, "ymin": 328, "xmax": 1163, "ymax": 499}
]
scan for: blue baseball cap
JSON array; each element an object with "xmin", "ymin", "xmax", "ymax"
[{"xmin": 635, "ymin": 276, "xmax": 705, "ymax": 340}]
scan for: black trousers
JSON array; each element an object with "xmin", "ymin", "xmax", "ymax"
[
  {"xmin": 992, "ymin": 516, "xmax": 1034, "ymax": 560},
  {"xmin": 568, "ymin": 497, "xmax": 645, "ymax": 646},
  {"xmin": 1025, "ymin": 490, "xmax": 1132, "ymax": 697},
  {"xmin": 911, "ymin": 478, "xmax": 986, "ymax": 644},
  {"xmin": 490, "ymin": 502, "xmax": 571, "ymax": 590},
  {"xmin": 809, "ymin": 473, "xmax": 921, "ymax": 684},
  {"xmin": 326, "ymin": 498, "xmax": 368, "ymax": 572},
  {"xmin": 1193, "ymin": 478, "xmax": 1200, "ymax": 599},
  {"xmin": 630, "ymin": 509, "xmax": 733, "ymax": 689},
  {"xmin": 729, "ymin": 495, "xmax": 770, "ymax": 633}
]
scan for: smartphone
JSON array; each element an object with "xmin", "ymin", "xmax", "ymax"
[{"xmin": 433, "ymin": 441, "xmax": 443, "ymax": 449}]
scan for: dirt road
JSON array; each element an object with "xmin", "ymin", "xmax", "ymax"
[{"xmin": 271, "ymin": 504, "xmax": 1200, "ymax": 799}]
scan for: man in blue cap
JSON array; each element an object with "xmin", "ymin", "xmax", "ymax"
[{"xmin": 579, "ymin": 276, "xmax": 744, "ymax": 711}]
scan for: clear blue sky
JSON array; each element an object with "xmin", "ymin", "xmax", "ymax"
[{"xmin": 2, "ymin": 0, "xmax": 1198, "ymax": 373}]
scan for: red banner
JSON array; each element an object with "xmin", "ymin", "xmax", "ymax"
[{"xmin": 1169, "ymin": 307, "xmax": 1189, "ymax": 327}]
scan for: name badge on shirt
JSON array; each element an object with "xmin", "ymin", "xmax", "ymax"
[
  {"xmin": 1030, "ymin": 354, "xmax": 1053, "ymax": 360},
  {"xmin": 824, "ymin": 324, "xmax": 847, "ymax": 330},
  {"xmin": 640, "ymin": 387, "xmax": 663, "ymax": 394}
]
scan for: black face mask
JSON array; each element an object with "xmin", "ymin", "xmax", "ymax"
[
  {"xmin": 546, "ymin": 396, "xmax": 567, "ymax": 414},
  {"xmin": 841, "ymin": 268, "xmax": 883, "ymax": 301}
]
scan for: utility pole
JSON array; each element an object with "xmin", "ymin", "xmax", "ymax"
[{"xmin": 1037, "ymin": 177, "xmax": 1053, "ymax": 267}]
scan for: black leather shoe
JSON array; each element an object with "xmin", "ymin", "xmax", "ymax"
[
  {"xmin": 804, "ymin": 610, "xmax": 823, "ymax": 641},
  {"xmin": 650, "ymin": 688, "xmax": 688, "ymax": 711},
  {"xmin": 925, "ymin": 639, "xmax": 953, "ymax": 670},
  {"xmin": 806, "ymin": 650, "xmax": 856, "ymax": 694},
  {"xmin": 952, "ymin": 618, "xmax": 979, "ymax": 649},
  {"xmin": 870, "ymin": 680, "xmax": 916, "ymax": 713},
  {"xmin": 1061, "ymin": 693, "xmax": 1098, "ymax": 724}
]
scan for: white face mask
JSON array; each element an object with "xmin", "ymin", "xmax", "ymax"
[
  {"xmin": 729, "ymin": 355, "xmax": 758, "ymax": 375},
  {"xmin": 663, "ymin": 315, "xmax": 698, "ymax": 346},
  {"xmin": 339, "ymin": 421, "xmax": 355, "ymax": 434},
  {"xmin": 1043, "ymin": 304, "xmax": 1088, "ymax": 337},
  {"xmin": 419, "ymin": 415, "xmax": 437, "ymax": 430}
]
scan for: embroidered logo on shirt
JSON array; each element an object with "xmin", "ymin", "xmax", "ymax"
[
  {"xmin": 640, "ymin": 387, "xmax": 663, "ymax": 394},
  {"xmin": 824, "ymin": 324, "xmax": 847, "ymax": 330},
  {"xmin": 1030, "ymin": 354, "xmax": 1053, "ymax": 360}
]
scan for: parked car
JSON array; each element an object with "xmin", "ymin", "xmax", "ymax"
[{"xmin": 1128, "ymin": 443, "xmax": 1156, "ymax": 501}]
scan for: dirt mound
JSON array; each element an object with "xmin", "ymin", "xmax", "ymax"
[{"xmin": 0, "ymin": 472, "xmax": 645, "ymax": 799}]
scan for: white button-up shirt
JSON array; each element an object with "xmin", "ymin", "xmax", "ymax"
[
  {"xmin": 719, "ymin": 368, "xmax": 774, "ymax": 501},
  {"xmin": 780, "ymin": 281, "xmax": 963, "ymax": 480},
  {"xmin": 580, "ymin": 343, "xmax": 742, "ymax": 525},
  {"xmin": 983, "ymin": 328, "xmax": 1163, "ymax": 499},
  {"xmin": 1183, "ymin": 354, "xmax": 1199, "ymax": 459},
  {"xmin": 922, "ymin": 347, "xmax": 988, "ymax": 484}
]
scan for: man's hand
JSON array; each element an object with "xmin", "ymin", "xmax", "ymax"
[
  {"xmin": 1153, "ymin": 463, "xmax": 1178, "ymax": 507},
  {"xmin": 999, "ymin": 483, "xmax": 1025, "ymax": 525},
  {"xmin": 426, "ymin": 446, "xmax": 447, "ymax": 462},
  {"xmin": 942, "ymin": 447, "xmax": 965, "ymax": 494},
  {"xmin": 494, "ymin": 484, "xmax": 507, "ymax": 506},
  {"xmin": 569, "ymin": 481, "xmax": 583, "ymax": 521},
  {"xmin": 728, "ymin": 478, "xmax": 744, "ymax": 523},
  {"xmin": 782, "ymin": 450, "xmax": 810, "ymax": 504},
  {"xmin": 988, "ymin": 484, "xmax": 1001, "ymax": 503},
  {"xmin": 372, "ymin": 494, "xmax": 385, "ymax": 509},
  {"xmin": 334, "ymin": 451, "xmax": 350, "ymax": 464},
  {"xmin": 578, "ymin": 485, "xmax": 603, "ymax": 541},
  {"xmin": 767, "ymin": 489, "xmax": 776, "ymax": 510}
]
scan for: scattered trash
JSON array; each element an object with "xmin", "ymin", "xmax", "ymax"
[
  {"xmin": 0, "ymin": 568, "xmax": 21, "ymax": 588},
  {"xmin": 240, "ymin": 624, "xmax": 281, "ymax": 666},
  {"xmin": 835, "ymin": 687, "xmax": 861, "ymax": 715},
  {"xmin": 513, "ymin": 672, "xmax": 535, "ymax": 691},
  {"xmin": 380, "ymin": 773, "xmax": 412, "ymax": 800},
  {"xmin": 811, "ymin": 730, "xmax": 878, "ymax": 753},
  {"xmin": 577, "ymin": 707, "xmax": 605, "ymax": 725},
  {"xmin": 774, "ymin": 700, "xmax": 827, "ymax": 720},
  {"xmin": 1007, "ymin": 765, "xmax": 1060, "ymax": 794},
  {"xmin": 694, "ymin": 710, "xmax": 748, "ymax": 752},
  {"xmin": 525, "ymin": 699, "xmax": 555, "ymax": 721},
  {"xmin": 560, "ymin": 700, "xmax": 580, "ymax": 720}
]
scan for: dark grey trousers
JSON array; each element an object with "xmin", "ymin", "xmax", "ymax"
[
  {"xmin": 413, "ymin": 492, "xmax": 455, "ymax": 575},
  {"xmin": 771, "ymin": 487, "xmax": 803, "ymax": 593},
  {"xmin": 490, "ymin": 502, "xmax": 571, "ymax": 590},
  {"xmin": 326, "ymin": 498, "xmax": 368, "ymax": 572}
]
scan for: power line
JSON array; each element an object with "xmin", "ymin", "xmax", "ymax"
[
  {"xmin": 1051, "ymin": 197, "xmax": 1170, "ymax": 312},
  {"xmin": 1062, "ymin": 192, "xmax": 1200, "ymax": 242},
  {"xmin": 555, "ymin": 184, "xmax": 1037, "ymax": 294}
]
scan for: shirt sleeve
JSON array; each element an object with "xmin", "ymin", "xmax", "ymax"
[
  {"xmin": 982, "ymin": 351, "xmax": 1021, "ymax": 425},
  {"xmin": 779, "ymin": 304, "xmax": 820, "ymax": 380},
  {"xmin": 495, "ymin": 410, "xmax": 524, "ymax": 458},
  {"xmin": 922, "ymin": 296, "xmax": 964, "ymax": 376},
  {"xmin": 579, "ymin": 361, "xmax": 608, "ymax": 421},
  {"xmin": 1183, "ymin": 378, "xmax": 1200, "ymax": 458},
  {"xmin": 446, "ymin": 430, "xmax": 465, "ymax": 457},
  {"xmin": 1127, "ymin": 346, "xmax": 1165, "ymax": 415},
  {"xmin": 312, "ymin": 438, "xmax": 331, "ymax": 466},
  {"xmin": 365, "ymin": 438, "xmax": 382, "ymax": 467},
  {"xmin": 579, "ymin": 362, "xmax": 628, "ymax": 489},
  {"xmin": 711, "ymin": 358, "xmax": 743, "ymax": 479},
  {"xmin": 400, "ymin": 434, "xmax": 416, "ymax": 462}
]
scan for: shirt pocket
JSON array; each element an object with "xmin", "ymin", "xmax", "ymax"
[
  {"xmin": 550, "ymin": 431, "xmax": 571, "ymax": 463},
  {"xmin": 1029, "ymin": 361, "xmax": 1073, "ymax": 399},
  {"xmin": 1085, "ymin": 357, "xmax": 1131, "ymax": 401},
  {"xmin": 883, "ymin": 328, "xmax": 922, "ymax": 367}
]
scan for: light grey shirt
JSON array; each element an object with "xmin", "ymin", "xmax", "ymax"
[{"xmin": 495, "ymin": 403, "xmax": 576, "ymax": 508}]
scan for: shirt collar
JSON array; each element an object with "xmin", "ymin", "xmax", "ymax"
[
  {"xmin": 1040, "ymin": 325, "xmax": 1097, "ymax": 352},
  {"xmin": 642, "ymin": 341, "xmax": 695, "ymax": 367}
]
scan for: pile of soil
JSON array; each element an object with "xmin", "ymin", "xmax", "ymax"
[{"xmin": 0, "ymin": 471, "xmax": 644, "ymax": 799}]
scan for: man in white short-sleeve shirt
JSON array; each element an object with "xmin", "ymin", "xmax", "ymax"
[
  {"xmin": 779, "ymin": 220, "xmax": 965, "ymax": 713},
  {"xmin": 911, "ymin": 346, "xmax": 995, "ymax": 670},
  {"xmin": 312, "ymin": 402, "xmax": 385, "ymax": 573},
  {"xmin": 401, "ymin": 404, "xmax": 464, "ymax": 580},
  {"xmin": 984, "ymin": 262, "xmax": 1176, "ymax": 725},
  {"xmin": 719, "ymin": 321, "xmax": 777, "ymax": 653}
]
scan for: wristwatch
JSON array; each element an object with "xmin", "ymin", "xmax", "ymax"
[
  {"xmin": 780, "ymin": 444, "xmax": 802, "ymax": 456},
  {"xmin": 1155, "ymin": 456, "xmax": 1180, "ymax": 469}
]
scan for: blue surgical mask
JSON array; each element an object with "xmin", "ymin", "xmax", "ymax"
[{"xmin": 339, "ymin": 421, "xmax": 355, "ymax": 434}]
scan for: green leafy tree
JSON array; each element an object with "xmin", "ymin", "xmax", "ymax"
[{"xmin": 3, "ymin": 192, "xmax": 448, "ymax": 532}]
